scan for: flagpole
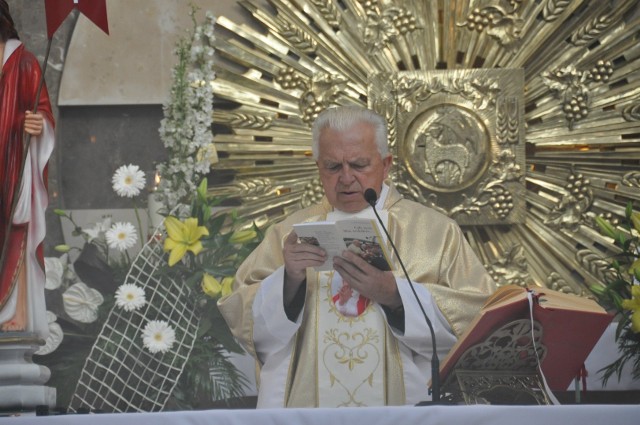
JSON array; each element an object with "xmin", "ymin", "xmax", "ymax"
[{"xmin": 33, "ymin": 37, "xmax": 52, "ymax": 116}]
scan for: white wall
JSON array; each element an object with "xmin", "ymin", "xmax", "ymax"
[{"xmin": 59, "ymin": 0, "xmax": 254, "ymax": 105}]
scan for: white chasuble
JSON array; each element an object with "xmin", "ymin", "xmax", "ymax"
[{"xmin": 218, "ymin": 182, "xmax": 492, "ymax": 407}]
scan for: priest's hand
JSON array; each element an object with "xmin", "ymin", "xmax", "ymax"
[
  {"xmin": 282, "ymin": 231, "xmax": 326, "ymax": 305},
  {"xmin": 24, "ymin": 111, "xmax": 44, "ymax": 136},
  {"xmin": 333, "ymin": 250, "xmax": 402, "ymax": 309}
]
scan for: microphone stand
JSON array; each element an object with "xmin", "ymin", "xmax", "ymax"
[{"xmin": 364, "ymin": 189, "xmax": 441, "ymax": 405}]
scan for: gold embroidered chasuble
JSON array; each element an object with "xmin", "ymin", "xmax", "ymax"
[{"xmin": 218, "ymin": 183, "xmax": 495, "ymax": 407}]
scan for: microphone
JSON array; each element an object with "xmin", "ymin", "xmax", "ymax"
[{"xmin": 364, "ymin": 188, "xmax": 441, "ymax": 404}]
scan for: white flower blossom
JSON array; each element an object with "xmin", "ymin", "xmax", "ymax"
[
  {"xmin": 105, "ymin": 222, "xmax": 138, "ymax": 251},
  {"xmin": 142, "ymin": 320, "xmax": 176, "ymax": 354},
  {"xmin": 115, "ymin": 284, "xmax": 147, "ymax": 312},
  {"xmin": 112, "ymin": 164, "xmax": 146, "ymax": 198},
  {"xmin": 84, "ymin": 217, "xmax": 112, "ymax": 242},
  {"xmin": 35, "ymin": 311, "xmax": 64, "ymax": 355},
  {"xmin": 157, "ymin": 13, "xmax": 216, "ymax": 213},
  {"xmin": 62, "ymin": 282, "xmax": 104, "ymax": 323},
  {"xmin": 45, "ymin": 257, "xmax": 64, "ymax": 290}
]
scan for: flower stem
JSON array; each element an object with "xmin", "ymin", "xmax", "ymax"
[{"xmin": 133, "ymin": 202, "xmax": 144, "ymax": 246}]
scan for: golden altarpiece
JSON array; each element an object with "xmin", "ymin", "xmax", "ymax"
[{"xmin": 204, "ymin": 0, "xmax": 639, "ymax": 403}]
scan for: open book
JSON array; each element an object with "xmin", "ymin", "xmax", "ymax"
[
  {"xmin": 293, "ymin": 218, "xmax": 394, "ymax": 271},
  {"xmin": 439, "ymin": 284, "xmax": 613, "ymax": 391}
]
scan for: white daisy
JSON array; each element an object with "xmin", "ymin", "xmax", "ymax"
[
  {"xmin": 105, "ymin": 222, "xmax": 138, "ymax": 251},
  {"xmin": 142, "ymin": 320, "xmax": 176, "ymax": 354},
  {"xmin": 112, "ymin": 164, "xmax": 146, "ymax": 198},
  {"xmin": 115, "ymin": 284, "xmax": 146, "ymax": 312}
]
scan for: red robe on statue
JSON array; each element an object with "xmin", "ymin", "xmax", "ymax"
[{"xmin": 0, "ymin": 40, "xmax": 55, "ymax": 335}]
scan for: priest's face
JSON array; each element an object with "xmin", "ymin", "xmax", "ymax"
[{"xmin": 316, "ymin": 121, "xmax": 392, "ymax": 213}]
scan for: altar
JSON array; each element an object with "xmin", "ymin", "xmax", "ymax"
[
  {"xmin": 3, "ymin": 404, "xmax": 638, "ymax": 425},
  {"xmin": 2, "ymin": 0, "xmax": 640, "ymax": 420}
]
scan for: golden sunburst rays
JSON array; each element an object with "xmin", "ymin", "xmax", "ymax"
[{"xmin": 209, "ymin": 0, "xmax": 640, "ymax": 295}]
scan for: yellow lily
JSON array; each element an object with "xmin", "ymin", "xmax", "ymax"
[
  {"xmin": 229, "ymin": 229, "xmax": 257, "ymax": 244},
  {"xmin": 163, "ymin": 216, "xmax": 209, "ymax": 266},
  {"xmin": 202, "ymin": 273, "xmax": 222, "ymax": 298},
  {"xmin": 621, "ymin": 285, "xmax": 640, "ymax": 333},
  {"xmin": 222, "ymin": 253, "xmax": 238, "ymax": 263},
  {"xmin": 220, "ymin": 276, "xmax": 234, "ymax": 298}
]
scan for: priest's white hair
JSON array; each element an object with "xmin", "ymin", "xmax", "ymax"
[{"xmin": 311, "ymin": 105, "xmax": 389, "ymax": 160}]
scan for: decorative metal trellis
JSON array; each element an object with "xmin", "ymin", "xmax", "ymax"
[{"xmin": 68, "ymin": 235, "xmax": 199, "ymax": 412}]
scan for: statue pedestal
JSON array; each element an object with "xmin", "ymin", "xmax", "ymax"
[{"xmin": 0, "ymin": 333, "xmax": 56, "ymax": 413}]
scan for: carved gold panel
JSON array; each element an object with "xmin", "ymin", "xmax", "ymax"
[{"xmin": 370, "ymin": 69, "xmax": 525, "ymax": 225}]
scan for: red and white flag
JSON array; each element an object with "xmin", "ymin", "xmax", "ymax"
[{"xmin": 45, "ymin": 0, "xmax": 109, "ymax": 39}]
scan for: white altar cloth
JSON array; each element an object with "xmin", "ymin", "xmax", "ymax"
[{"xmin": 2, "ymin": 404, "xmax": 637, "ymax": 425}]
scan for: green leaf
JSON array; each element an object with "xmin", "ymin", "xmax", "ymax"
[
  {"xmin": 185, "ymin": 272, "xmax": 203, "ymax": 290},
  {"xmin": 611, "ymin": 291, "xmax": 625, "ymax": 311},
  {"xmin": 208, "ymin": 213, "xmax": 227, "ymax": 236},
  {"xmin": 612, "ymin": 260, "xmax": 620, "ymax": 271},
  {"xmin": 617, "ymin": 233, "xmax": 628, "ymax": 247},
  {"xmin": 202, "ymin": 205, "xmax": 212, "ymax": 223},
  {"xmin": 197, "ymin": 317, "xmax": 213, "ymax": 338},
  {"xmin": 625, "ymin": 201, "xmax": 633, "ymax": 220},
  {"xmin": 197, "ymin": 177, "xmax": 208, "ymax": 200},
  {"xmin": 202, "ymin": 265, "xmax": 237, "ymax": 276},
  {"xmin": 213, "ymin": 325, "xmax": 244, "ymax": 353},
  {"xmin": 615, "ymin": 315, "xmax": 630, "ymax": 339},
  {"xmin": 608, "ymin": 278, "xmax": 630, "ymax": 291},
  {"xmin": 622, "ymin": 236, "xmax": 633, "ymax": 251},
  {"xmin": 209, "ymin": 195, "xmax": 224, "ymax": 207},
  {"xmin": 595, "ymin": 215, "xmax": 618, "ymax": 239}
]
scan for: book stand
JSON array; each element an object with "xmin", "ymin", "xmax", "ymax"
[{"xmin": 442, "ymin": 319, "xmax": 553, "ymax": 405}]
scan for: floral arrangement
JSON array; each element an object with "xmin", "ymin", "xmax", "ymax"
[
  {"xmin": 39, "ymin": 10, "xmax": 263, "ymax": 410},
  {"xmin": 592, "ymin": 202, "xmax": 640, "ymax": 384},
  {"xmin": 160, "ymin": 179, "xmax": 261, "ymax": 409},
  {"xmin": 37, "ymin": 164, "xmax": 149, "ymax": 405},
  {"xmin": 42, "ymin": 166, "xmax": 261, "ymax": 409},
  {"xmin": 150, "ymin": 9, "xmax": 263, "ymax": 408}
]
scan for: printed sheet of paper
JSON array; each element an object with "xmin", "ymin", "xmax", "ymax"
[{"xmin": 293, "ymin": 218, "xmax": 392, "ymax": 271}]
